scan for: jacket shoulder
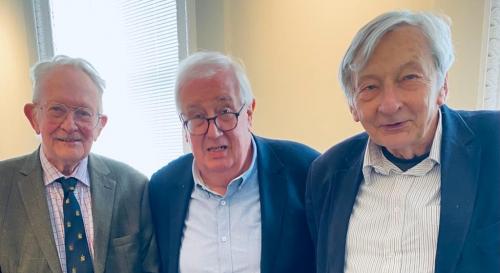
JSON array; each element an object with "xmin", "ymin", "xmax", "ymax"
[
  {"xmin": 312, "ymin": 132, "xmax": 368, "ymax": 172},
  {"xmin": 0, "ymin": 154, "xmax": 29, "ymax": 171},
  {"xmin": 0, "ymin": 151, "xmax": 38, "ymax": 178},
  {"xmin": 149, "ymin": 153, "xmax": 193, "ymax": 188},
  {"xmin": 89, "ymin": 153, "xmax": 148, "ymax": 186},
  {"xmin": 455, "ymin": 109, "xmax": 500, "ymax": 137},
  {"xmin": 255, "ymin": 136, "xmax": 320, "ymax": 166}
]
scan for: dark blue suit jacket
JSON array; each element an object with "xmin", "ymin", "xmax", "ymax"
[
  {"xmin": 306, "ymin": 105, "xmax": 500, "ymax": 273},
  {"xmin": 150, "ymin": 136, "xmax": 319, "ymax": 273}
]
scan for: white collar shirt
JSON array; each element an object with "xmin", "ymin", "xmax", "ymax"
[
  {"xmin": 40, "ymin": 147, "xmax": 94, "ymax": 273},
  {"xmin": 179, "ymin": 137, "xmax": 261, "ymax": 273},
  {"xmin": 345, "ymin": 110, "xmax": 442, "ymax": 273}
]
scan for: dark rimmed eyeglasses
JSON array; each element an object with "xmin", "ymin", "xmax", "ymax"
[{"xmin": 181, "ymin": 104, "xmax": 246, "ymax": 136}]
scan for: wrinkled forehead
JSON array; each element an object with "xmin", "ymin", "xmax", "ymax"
[
  {"xmin": 353, "ymin": 26, "xmax": 435, "ymax": 82},
  {"xmin": 37, "ymin": 66, "xmax": 102, "ymax": 108},
  {"xmin": 354, "ymin": 25, "xmax": 432, "ymax": 70},
  {"xmin": 180, "ymin": 70, "xmax": 240, "ymax": 104}
]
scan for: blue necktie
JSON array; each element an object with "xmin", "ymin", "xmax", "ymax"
[{"xmin": 57, "ymin": 177, "xmax": 94, "ymax": 273}]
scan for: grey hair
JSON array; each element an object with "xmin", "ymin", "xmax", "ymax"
[
  {"xmin": 31, "ymin": 55, "xmax": 106, "ymax": 112},
  {"xmin": 174, "ymin": 51, "xmax": 254, "ymax": 112},
  {"xmin": 339, "ymin": 10, "xmax": 455, "ymax": 106}
]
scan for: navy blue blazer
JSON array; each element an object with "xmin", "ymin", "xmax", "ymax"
[
  {"xmin": 306, "ymin": 105, "xmax": 500, "ymax": 273},
  {"xmin": 149, "ymin": 136, "xmax": 319, "ymax": 273}
]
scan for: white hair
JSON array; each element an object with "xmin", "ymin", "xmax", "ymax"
[
  {"xmin": 174, "ymin": 51, "xmax": 254, "ymax": 112},
  {"xmin": 339, "ymin": 10, "xmax": 455, "ymax": 106},
  {"xmin": 31, "ymin": 55, "xmax": 106, "ymax": 112}
]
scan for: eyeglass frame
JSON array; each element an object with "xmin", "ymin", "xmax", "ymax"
[
  {"xmin": 181, "ymin": 104, "xmax": 246, "ymax": 136},
  {"xmin": 36, "ymin": 102, "xmax": 103, "ymax": 128}
]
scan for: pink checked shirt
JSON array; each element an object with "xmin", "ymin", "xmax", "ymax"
[{"xmin": 40, "ymin": 147, "xmax": 94, "ymax": 273}]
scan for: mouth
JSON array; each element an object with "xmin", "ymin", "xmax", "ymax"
[
  {"xmin": 55, "ymin": 137, "xmax": 82, "ymax": 143},
  {"xmin": 380, "ymin": 121, "xmax": 407, "ymax": 131},
  {"xmin": 207, "ymin": 145, "xmax": 228, "ymax": 152}
]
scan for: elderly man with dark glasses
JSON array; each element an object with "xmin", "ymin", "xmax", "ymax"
[{"xmin": 149, "ymin": 51, "xmax": 319, "ymax": 273}]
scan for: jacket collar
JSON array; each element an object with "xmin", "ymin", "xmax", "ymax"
[
  {"xmin": 327, "ymin": 105, "xmax": 480, "ymax": 273},
  {"xmin": 254, "ymin": 136, "xmax": 287, "ymax": 273},
  {"xmin": 17, "ymin": 148, "xmax": 63, "ymax": 273},
  {"xmin": 167, "ymin": 136, "xmax": 289, "ymax": 273},
  {"xmin": 87, "ymin": 153, "xmax": 117, "ymax": 273},
  {"xmin": 435, "ymin": 105, "xmax": 480, "ymax": 273}
]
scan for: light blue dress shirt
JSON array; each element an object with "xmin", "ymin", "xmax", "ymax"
[{"xmin": 179, "ymin": 138, "xmax": 261, "ymax": 273}]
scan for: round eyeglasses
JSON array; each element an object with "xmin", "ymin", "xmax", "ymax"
[
  {"xmin": 38, "ymin": 102, "xmax": 101, "ymax": 128},
  {"xmin": 182, "ymin": 104, "xmax": 246, "ymax": 136}
]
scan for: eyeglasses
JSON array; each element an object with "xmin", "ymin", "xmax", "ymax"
[
  {"xmin": 182, "ymin": 104, "xmax": 246, "ymax": 136},
  {"xmin": 38, "ymin": 102, "xmax": 101, "ymax": 128}
]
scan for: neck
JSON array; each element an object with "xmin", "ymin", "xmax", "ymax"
[
  {"xmin": 50, "ymin": 158, "xmax": 80, "ymax": 176},
  {"xmin": 40, "ymin": 147, "xmax": 82, "ymax": 176},
  {"xmin": 199, "ymin": 166, "xmax": 247, "ymax": 196}
]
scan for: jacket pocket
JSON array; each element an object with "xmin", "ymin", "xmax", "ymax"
[
  {"xmin": 111, "ymin": 232, "xmax": 140, "ymax": 247},
  {"xmin": 107, "ymin": 232, "xmax": 141, "ymax": 273}
]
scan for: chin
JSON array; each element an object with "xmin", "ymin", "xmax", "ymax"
[
  {"xmin": 57, "ymin": 151, "xmax": 85, "ymax": 162},
  {"xmin": 375, "ymin": 137, "xmax": 408, "ymax": 149},
  {"xmin": 204, "ymin": 161, "xmax": 234, "ymax": 172},
  {"xmin": 207, "ymin": 165, "xmax": 232, "ymax": 173}
]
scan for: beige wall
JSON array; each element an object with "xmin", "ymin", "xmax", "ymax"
[
  {"xmin": 0, "ymin": 0, "xmax": 489, "ymax": 159},
  {"xmin": 196, "ymin": 0, "xmax": 488, "ymax": 152},
  {"xmin": 0, "ymin": 0, "xmax": 38, "ymax": 159},
  {"xmin": 434, "ymin": 0, "xmax": 488, "ymax": 110}
]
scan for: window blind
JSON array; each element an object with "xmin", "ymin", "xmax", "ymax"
[{"xmin": 47, "ymin": 0, "xmax": 184, "ymax": 176}]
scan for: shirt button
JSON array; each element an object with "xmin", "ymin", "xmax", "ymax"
[
  {"xmin": 221, "ymin": 236, "xmax": 227, "ymax": 242},
  {"xmin": 220, "ymin": 200, "xmax": 226, "ymax": 206}
]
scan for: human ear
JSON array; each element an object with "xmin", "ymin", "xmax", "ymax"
[
  {"xmin": 93, "ymin": 114, "xmax": 108, "ymax": 141},
  {"xmin": 436, "ymin": 74, "xmax": 449, "ymax": 106},
  {"xmin": 246, "ymin": 99, "xmax": 256, "ymax": 129},
  {"xmin": 350, "ymin": 105, "xmax": 360, "ymax": 122},
  {"xmin": 24, "ymin": 103, "xmax": 41, "ymax": 134}
]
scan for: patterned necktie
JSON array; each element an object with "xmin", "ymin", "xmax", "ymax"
[{"xmin": 57, "ymin": 177, "xmax": 94, "ymax": 273}]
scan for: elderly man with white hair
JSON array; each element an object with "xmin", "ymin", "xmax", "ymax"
[
  {"xmin": 149, "ymin": 51, "xmax": 319, "ymax": 273},
  {"xmin": 306, "ymin": 10, "xmax": 500, "ymax": 273},
  {"xmin": 0, "ymin": 56, "xmax": 158, "ymax": 273}
]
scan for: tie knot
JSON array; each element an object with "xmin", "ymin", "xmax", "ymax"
[{"xmin": 57, "ymin": 177, "xmax": 78, "ymax": 193}]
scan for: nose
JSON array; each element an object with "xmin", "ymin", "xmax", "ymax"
[
  {"xmin": 378, "ymin": 85, "xmax": 402, "ymax": 114},
  {"xmin": 205, "ymin": 118, "xmax": 223, "ymax": 138},
  {"xmin": 59, "ymin": 112, "xmax": 79, "ymax": 131}
]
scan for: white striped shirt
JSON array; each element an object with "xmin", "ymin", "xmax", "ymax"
[
  {"xmin": 345, "ymin": 112, "xmax": 442, "ymax": 273},
  {"xmin": 40, "ymin": 147, "xmax": 94, "ymax": 273}
]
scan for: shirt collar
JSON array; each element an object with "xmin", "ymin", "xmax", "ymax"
[
  {"xmin": 40, "ymin": 146, "xmax": 91, "ymax": 187},
  {"xmin": 192, "ymin": 136, "xmax": 258, "ymax": 197},
  {"xmin": 362, "ymin": 109, "xmax": 442, "ymax": 181}
]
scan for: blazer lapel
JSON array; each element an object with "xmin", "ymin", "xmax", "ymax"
[
  {"xmin": 255, "ymin": 137, "xmax": 287, "ymax": 273},
  {"xmin": 88, "ymin": 154, "xmax": 117, "ymax": 273},
  {"xmin": 17, "ymin": 150, "xmax": 63, "ymax": 273},
  {"xmin": 435, "ymin": 106, "xmax": 480, "ymax": 273},
  {"xmin": 327, "ymin": 153, "xmax": 365, "ymax": 273},
  {"xmin": 168, "ymin": 163, "xmax": 194, "ymax": 273}
]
